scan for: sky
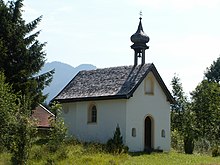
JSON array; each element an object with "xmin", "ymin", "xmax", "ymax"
[{"xmin": 22, "ymin": 0, "xmax": 220, "ymax": 97}]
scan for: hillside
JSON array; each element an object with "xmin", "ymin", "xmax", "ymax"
[{"xmin": 40, "ymin": 61, "xmax": 96, "ymax": 103}]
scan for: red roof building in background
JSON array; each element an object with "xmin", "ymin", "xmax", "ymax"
[{"xmin": 32, "ymin": 104, "xmax": 55, "ymax": 129}]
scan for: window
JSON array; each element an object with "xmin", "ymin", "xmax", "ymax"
[
  {"xmin": 144, "ymin": 76, "xmax": 154, "ymax": 95},
  {"xmin": 132, "ymin": 128, "xmax": 136, "ymax": 137},
  {"xmin": 161, "ymin": 129, "xmax": 165, "ymax": 138},
  {"xmin": 88, "ymin": 105, "xmax": 97, "ymax": 123}
]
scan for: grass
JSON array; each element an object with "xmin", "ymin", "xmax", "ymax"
[{"xmin": 1, "ymin": 142, "xmax": 220, "ymax": 165}]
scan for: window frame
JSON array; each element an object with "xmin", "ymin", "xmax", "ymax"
[{"xmin": 88, "ymin": 104, "xmax": 97, "ymax": 124}]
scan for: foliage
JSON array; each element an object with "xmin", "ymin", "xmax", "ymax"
[
  {"xmin": 0, "ymin": 72, "xmax": 18, "ymax": 151},
  {"xmin": 171, "ymin": 129, "xmax": 184, "ymax": 152},
  {"xmin": 0, "ymin": 0, "xmax": 54, "ymax": 107},
  {"xmin": 205, "ymin": 56, "xmax": 220, "ymax": 83},
  {"xmin": 170, "ymin": 75, "xmax": 195, "ymax": 154},
  {"xmin": 212, "ymin": 146, "xmax": 220, "ymax": 157},
  {"xmin": 183, "ymin": 136, "xmax": 194, "ymax": 154},
  {"xmin": 170, "ymin": 75, "xmax": 188, "ymax": 133},
  {"xmin": 1, "ymin": 143, "xmax": 220, "ymax": 165},
  {"xmin": 106, "ymin": 124, "xmax": 128, "ymax": 154},
  {"xmin": 47, "ymin": 102, "xmax": 67, "ymax": 152},
  {"xmin": 191, "ymin": 80, "xmax": 220, "ymax": 146},
  {"xmin": 0, "ymin": 72, "xmax": 38, "ymax": 164},
  {"xmin": 194, "ymin": 138, "xmax": 211, "ymax": 154},
  {"xmin": 9, "ymin": 95, "xmax": 37, "ymax": 165}
]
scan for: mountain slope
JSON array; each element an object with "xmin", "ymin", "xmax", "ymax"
[{"xmin": 41, "ymin": 61, "xmax": 96, "ymax": 103}]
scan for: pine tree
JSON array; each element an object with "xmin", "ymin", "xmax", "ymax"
[
  {"xmin": 205, "ymin": 56, "xmax": 220, "ymax": 83},
  {"xmin": 170, "ymin": 75, "xmax": 187, "ymax": 132},
  {"xmin": 171, "ymin": 75, "xmax": 195, "ymax": 154},
  {"xmin": 0, "ymin": 0, "xmax": 54, "ymax": 107}
]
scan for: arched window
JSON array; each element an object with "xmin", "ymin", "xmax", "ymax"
[{"xmin": 88, "ymin": 105, "xmax": 97, "ymax": 123}]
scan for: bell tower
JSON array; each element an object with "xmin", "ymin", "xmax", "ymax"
[{"xmin": 130, "ymin": 15, "xmax": 150, "ymax": 66}]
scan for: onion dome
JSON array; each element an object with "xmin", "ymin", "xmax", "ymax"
[
  {"xmin": 131, "ymin": 16, "xmax": 150, "ymax": 65},
  {"xmin": 130, "ymin": 17, "xmax": 150, "ymax": 45}
]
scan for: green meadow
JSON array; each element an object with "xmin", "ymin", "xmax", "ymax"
[{"xmin": 1, "ymin": 142, "xmax": 220, "ymax": 165}]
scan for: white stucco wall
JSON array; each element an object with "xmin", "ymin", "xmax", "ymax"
[
  {"xmin": 62, "ymin": 99, "xmax": 126, "ymax": 143},
  {"xmin": 62, "ymin": 103, "xmax": 76, "ymax": 135},
  {"xmin": 61, "ymin": 71, "xmax": 171, "ymax": 152},
  {"xmin": 126, "ymin": 72, "xmax": 171, "ymax": 152}
]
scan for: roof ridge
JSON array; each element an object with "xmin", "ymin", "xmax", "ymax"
[{"xmin": 79, "ymin": 63, "xmax": 152, "ymax": 73}]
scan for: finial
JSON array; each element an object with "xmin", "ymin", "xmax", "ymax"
[{"xmin": 139, "ymin": 10, "xmax": 142, "ymax": 20}]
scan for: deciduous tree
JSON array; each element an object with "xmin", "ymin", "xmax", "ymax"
[{"xmin": 191, "ymin": 80, "xmax": 220, "ymax": 146}]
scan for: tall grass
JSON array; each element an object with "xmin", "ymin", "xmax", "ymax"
[{"xmin": 0, "ymin": 139, "xmax": 220, "ymax": 165}]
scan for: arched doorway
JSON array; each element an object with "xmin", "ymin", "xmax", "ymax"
[{"xmin": 145, "ymin": 116, "xmax": 152, "ymax": 150}]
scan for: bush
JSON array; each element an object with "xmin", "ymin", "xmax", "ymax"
[
  {"xmin": 47, "ymin": 102, "xmax": 67, "ymax": 152},
  {"xmin": 194, "ymin": 138, "xmax": 211, "ymax": 154},
  {"xmin": 30, "ymin": 145, "xmax": 45, "ymax": 160},
  {"xmin": 171, "ymin": 130, "xmax": 184, "ymax": 152},
  {"xmin": 65, "ymin": 136, "xmax": 81, "ymax": 146},
  {"xmin": 10, "ymin": 96, "xmax": 37, "ymax": 165},
  {"xmin": 212, "ymin": 146, "xmax": 220, "ymax": 157},
  {"xmin": 106, "ymin": 125, "xmax": 129, "ymax": 154}
]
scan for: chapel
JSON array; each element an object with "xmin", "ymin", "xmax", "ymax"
[{"xmin": 53, "ymin": 17, "xmax": 173, "ymax": 151}]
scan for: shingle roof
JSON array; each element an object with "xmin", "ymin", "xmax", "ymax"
[{"xmin": 54, "ymin": 63, "xmax": 173, "ymax": 103}]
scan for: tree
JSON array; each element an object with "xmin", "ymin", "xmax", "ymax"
[
  {"xmin": 191, "ymin": 80, "xmax": 220, "ymax": 146},
  {"xmin": 205, "ymin": 56, "xmax": 220, "ymax": 83},
  {"xmin": 0, "ymin": 72, "xmax": 18, "ymax": 151},
  {"xmin": 171, "ymin": 75, "xmax": 195, "ymax": 154},
  {"xmin": 9, "ymin": 95, "xmax": 37, "ymax": 164},
  {"xmin": 0, "ymin": 0, "xmax": 54, "ymax": 107},
  {"xmin": 0, "ymin": 72, "xmax": 37, "ymax": 164},
  {"xmin": 47, "ymin": 102, "xmax": 67, "ymax": 152},
  {"xmin": 170, "ymin": 75, "xmax": 187, "ymax": 132}
]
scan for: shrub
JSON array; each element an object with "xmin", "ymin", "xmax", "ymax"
[
  {"xmin": 55, "ymin": 145, "xmax": 68, "ymax": 160},
  {"xmin": 65, "ymin": 136, "xmax": 81, "ymax": 146},
  {"xmin": 47, "ymin": 102, "xmax": 67, "ymax": 152},
  {"xmin": 212, "ymin": 146, "xmax": 220, "ymax": 157},
  {"xmin": 171, "ymin": 129, "xmax": 184, "ymax": 152},
  {"xmin": 106, "ymin": 124, "xmax": 129, "ymax": 154},
  {"xmin": 30, "ymin": 145, "xmax": 45, "ymax": 160},
  {"xmin": 10, "ymin": 96, "xmax": 37, "ymax": 164},
  {"xmin": 194, "ymin": 138, "xmax": 211, "ymax": 154}
]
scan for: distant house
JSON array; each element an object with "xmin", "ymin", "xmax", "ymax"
[
  {"xmin": 32, "ymin": 104, "xmax": 54, "ymax": 129},
  {"xmin": 53, "ymin": 17, "xmax": 174, "ymax": 152}
]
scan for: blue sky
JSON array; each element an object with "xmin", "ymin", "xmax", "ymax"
[{"xmin": 23, "ymin": 0, "xmax": 220, "ymax": 96}]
